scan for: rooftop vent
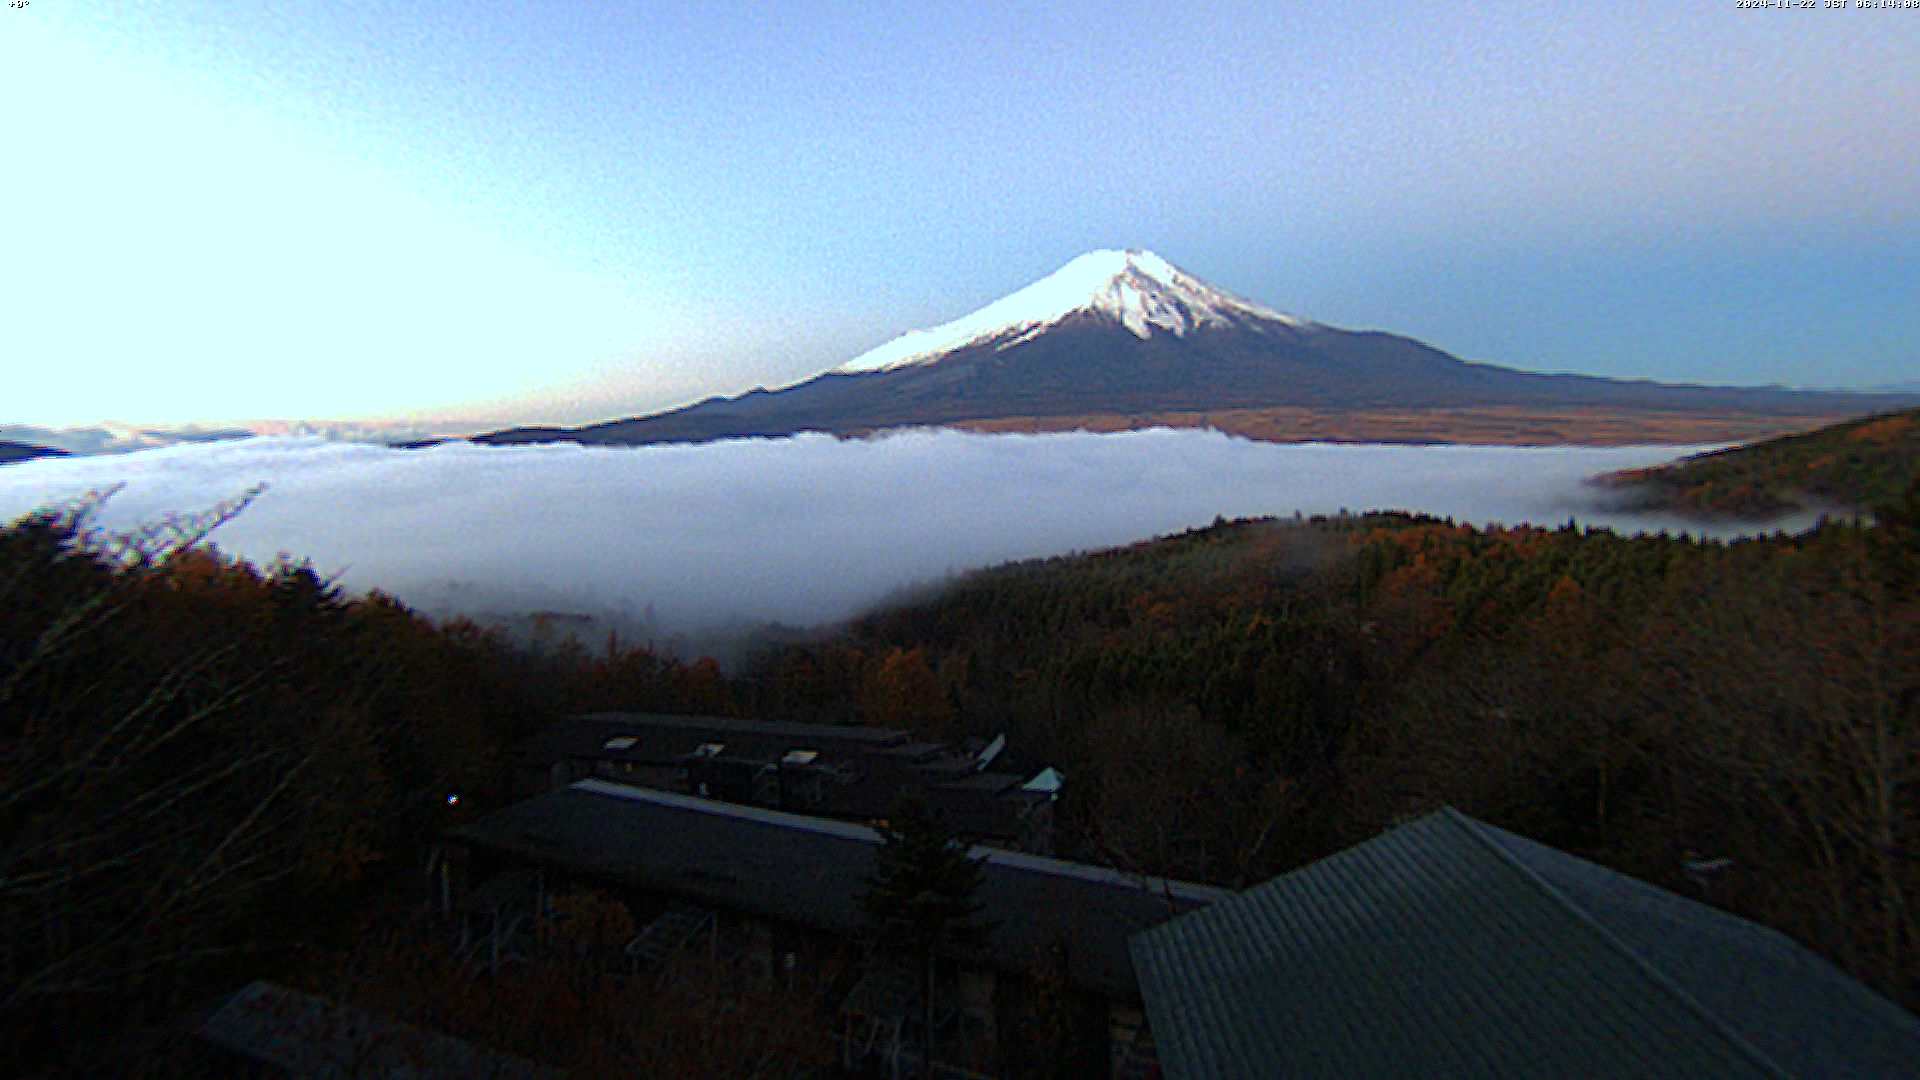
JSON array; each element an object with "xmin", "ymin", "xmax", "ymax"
[{"xmin": 602, "ymin": 736, "xmax": 638, "ymax": 751}]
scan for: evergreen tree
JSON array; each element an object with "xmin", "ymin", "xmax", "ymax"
[
  {"xmin": 860, "ymin": 796, "xmax": 988, "ymax": 1078},
  {"xmin": 1871, "ymin": 476, "xmax": 1920, "ymax": 593}
]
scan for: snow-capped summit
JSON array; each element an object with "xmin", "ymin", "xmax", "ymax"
[
  {"xmin": 478, "ymin": 246, "xmax": 1910, "ymax": 451},
  {"xmin": 836, "ymin": 249, "xmax": 1313, "ymax": 374}
]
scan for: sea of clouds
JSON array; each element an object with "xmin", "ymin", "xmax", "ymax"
[{"xmin": 0, "ymin": 429, "xmax": 1765, "ymax": 650}]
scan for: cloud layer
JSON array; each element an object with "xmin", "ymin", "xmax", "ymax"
[{"xmin": 0, "ymin": 430, "xmax": 1729, "ymax": 643}]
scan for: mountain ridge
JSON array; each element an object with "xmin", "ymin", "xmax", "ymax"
[
  {"xmin": 1599, "ymin": 406, "xmax": 1920, "ymax": 518},
  {"xmin": 479, "ymin": 251, "xmax": 1916, "ymax": 448},
  {"xmin": 834, "ymin": 248, "xmax": 1312, "ymax": 374},
  {"xmin": 0, "ymin": 441, "xmax": 70, "ymax": 466}
]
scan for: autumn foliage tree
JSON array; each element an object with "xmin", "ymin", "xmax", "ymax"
[
  {"xmin": 0, "ymin": 498, "xmax": 549, "ymax": 1075},
  {"xmin": 743, "ymin": 509, "xmax": 1920, "ymax": 1010},
  {"xmin": 857, "ymin": 646, "xmax": 953, "ymax": 727}
]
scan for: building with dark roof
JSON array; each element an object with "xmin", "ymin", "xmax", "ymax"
[
  {"xmin": 449, "ymin": 778, "xmax": 1228, "ymax": 1077},
  {"xmin": 514, "ymin": 711, "xmax": 1059, "ymax": 852},
  {"xmin": 1129, "ymin": 808, "xmax": 1920, "ymax": 1080}
]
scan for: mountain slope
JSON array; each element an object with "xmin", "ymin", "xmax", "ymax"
[
  {"xmin": 834, "ymin": 248, "xmax": 1314, "ymax": 373},
  {"xmin": 0, "ymin": 441, "xmax": 69, "ymax": 466},
  {"xmin": 1600, "ymin": 406, "xmax": 1920, "ymax": 517},
  {"xmin": 480, "ymin": 250, "xmax": 1914, "ymax": 447}
]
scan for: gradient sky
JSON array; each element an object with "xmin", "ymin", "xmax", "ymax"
[{"xmin": 5, "ymin": 1, "xmax": 1917, "ymax": 431}]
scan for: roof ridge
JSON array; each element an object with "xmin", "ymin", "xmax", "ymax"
[
  {"xmin": 573, "ymin": 778, "xmax": 885, "ymax": 840},
  {"xmin": 570, "ymin": 711, "xmax": 910, "ymax": 739},
  {"xmin": 571, "ymin": 779, "xmax": 1230, "ymax": 901},
  {"xmin": 1443, "ymin": 808, "xmax": 1802, "ymax": 1080}
]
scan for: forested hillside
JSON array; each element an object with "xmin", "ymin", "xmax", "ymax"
[
  {"xmin": 742, "ymin": 494, "xmax": 1920, "ymax": 1011},
  {"xmin": 0, "ymin": 497, "xmax": 740, "ymax": 1076},
  {"xmin": 1603, "ymin": 406, "xmax": 1920, "ymax": 517},
  {"xmin": 6, "ymin": 484, "xmax": 1917, "ymax": 1072}
]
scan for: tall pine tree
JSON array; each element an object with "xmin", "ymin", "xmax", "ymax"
[{"xmin": 860, "ymin": 796, "xmax": 988, "ymax": 1078}]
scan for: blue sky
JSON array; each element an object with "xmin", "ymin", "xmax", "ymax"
[{"xmin": 5, "ymin": 1, "xmax": 1917, "ymax": 430}]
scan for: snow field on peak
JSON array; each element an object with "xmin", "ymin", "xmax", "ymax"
[{"xmin": 835, "ymin": 250, "xmax": 1311, "ymax": 374}]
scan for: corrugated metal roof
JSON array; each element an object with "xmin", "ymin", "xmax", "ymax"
[
  {"xmin": 456, "ymin": 780, "xmax": 1230, "ymax": 1000},
  {"xmin": 1130, "ymin": 809, "xmax": 1920, "ymax": 1080},
  {"xmin": 1475, "ymin": 819, "xmax": 1920, "ymax": 1079}
]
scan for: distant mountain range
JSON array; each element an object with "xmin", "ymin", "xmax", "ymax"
[
  {"xmin": 0, "ymin": 441, "xmax": 68, "ymax": 466},
  {"xmin": 479, "ymin": 250, "xmax": 1916, "ymax": 448},
  {"xmin": 0, "ymin": 420, "xmax": 482, "ymax": 458}
]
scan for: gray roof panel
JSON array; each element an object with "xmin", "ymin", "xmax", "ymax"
[
  {"xmin": 1131, "ymin": 809, "xmax": 1920, "ymax": 1080},
  {"xmin": 1477, "ymin": 819, "xmax": 1920, "ymax": 1080},
  {"xmin": 456, "ymin": 780, "xmax": 1229, "ymax": 1000}
]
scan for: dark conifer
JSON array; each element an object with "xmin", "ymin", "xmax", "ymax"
[{"xmin": 860, "ymin": 795, "xmax": 988, "ymax": 1077}]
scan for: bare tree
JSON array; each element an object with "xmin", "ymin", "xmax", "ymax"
[
  {"xmin": 0, "ymin": 490, "xmax": 361, "ymax": 1046},
  {"xmin": 1635, "ymin": 535, "xmax": 1919, "ymax": 996},
  {"xmin": 1063, "ymin": 700, "xmax": 1297, "ymax": 887}
]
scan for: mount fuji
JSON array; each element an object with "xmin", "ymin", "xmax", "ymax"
[{"xmin": 480, "ymin": 250, "xmax": 1912, "ymax": 447}]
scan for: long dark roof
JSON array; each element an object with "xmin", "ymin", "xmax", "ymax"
[
  {"xmin": 455, "ymin": 780, "xmax": 1229, "ymax": 1000},
  {"xmin": 518, "ymin": 712, "xmax": 1036, "ymax": 840},
  {"xmin": 537, "ymin": 711, "xmax": 912, "ymax": 760},
  {"xmin": 1130, "ymin": 808, "xmax": 1920, "ymax": 1080},
  {"xmin": 198, "ymin": 980, "xmax": 560, "ymax": 1079},
  {"xmin": 592, "ymin": 710, "xmax": 912, "ymax": 739}
]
